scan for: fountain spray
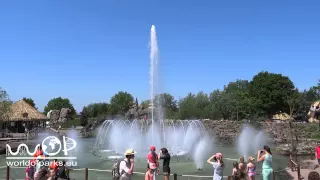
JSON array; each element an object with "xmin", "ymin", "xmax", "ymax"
[{"xmin": 150, "ymin": 25, "xmax": 159, "ymax": 145}]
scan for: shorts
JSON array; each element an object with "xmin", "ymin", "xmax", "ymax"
[{"xmin": 163, "ymin": 166, "xmax": 170, "ymax": 176}]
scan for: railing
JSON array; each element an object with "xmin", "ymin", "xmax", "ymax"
[
  {"xmin": 289, "ymin": 155, "xmax": 301, "ymax": 180},
  {"xmin": 1, "ymin": 166, "xmax": 281, "ymax": 180}
]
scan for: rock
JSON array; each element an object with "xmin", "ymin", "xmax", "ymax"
[
  {"xmin": 50, "ymin": 110, "xmax": 60, "ymax": 122},
  {"xmin": 48, "ymin": 108, "xmax": 72, "ymax": 129},
  {"xmin": 276, "ymin": 141, "xmax": 317, "ymax": 155},
  {"xmin": 59, "ymin": 108, "xmax": 71, "ymax": 123}
]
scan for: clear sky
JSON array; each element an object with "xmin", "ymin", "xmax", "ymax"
[{"xmin": 0, "ymin": 1, "xmax": 319, "ymax": 112}]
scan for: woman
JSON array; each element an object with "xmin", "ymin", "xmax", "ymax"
[
  {"xmin": 257, "ymin": 145, "xmax": 273, "ymax": 180},
  {"xmin": 158, "ymin": 148, "xmax": 171, "ymax": 180},
  {"xmin": 247, "ymin": 156, "xmax": 256, "ymax": 180},
  {"xmin": 207, "ymin": 153, "xmax": 224, "ymax": 180},
  {"xmin": 145, "ymin": 168, "xmax": 154, "ymax": 180}
]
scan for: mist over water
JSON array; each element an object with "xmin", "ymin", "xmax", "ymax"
[{"xmin": 236, "ymin": 124, "xmax": 267, "ymax": 160}]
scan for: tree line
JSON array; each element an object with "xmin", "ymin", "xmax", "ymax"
[{"xmin": 1, "ymin": 71, "xmax": 319, "ymax": 123}]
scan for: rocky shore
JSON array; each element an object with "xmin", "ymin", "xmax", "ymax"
[
  {"xmin": 202, "ymin": 120, "xmax": 319, "ymax": 156},
  {"xmin": 202, "ymin": 120, "xmax": 243, "ymax": 144}
]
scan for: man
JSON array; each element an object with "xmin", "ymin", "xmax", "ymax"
[
  {"xmin": 119, "ymin": 149, "xmax": 136, "ymax": 180},
  {"xmin": 315, "ymin": 142, "xmax": 320, "ymax": 168}
]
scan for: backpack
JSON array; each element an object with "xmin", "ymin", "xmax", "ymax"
[{"xmin": 112, "ymin": 160, "xmax": 124, "ymax": 180}]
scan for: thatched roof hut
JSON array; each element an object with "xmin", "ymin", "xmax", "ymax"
[{"xmin": 2, "ymin": 99, "xmax": 48, "ymax": 122}]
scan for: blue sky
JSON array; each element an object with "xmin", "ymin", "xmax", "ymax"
[{"xmin": 0, "ymin": 1, "xmax": 319, "ymax": 112}]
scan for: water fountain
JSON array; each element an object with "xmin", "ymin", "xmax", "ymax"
[
  {"xmin": 236, "ymin": 124, "xmax": 267, "ymax": 160},
  {"xmin": 92, "ymin": 25, "xmax": 214, "ymax": 169}
]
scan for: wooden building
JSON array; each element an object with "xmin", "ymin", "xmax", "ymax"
[{"xmin": 1, "ymin": 99, "xmax": 48, "ymax": 133}]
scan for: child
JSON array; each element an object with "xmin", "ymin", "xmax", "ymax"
[
  {"xmin": 247, "ymin": 156, "xmax": 256, "ymax": 180},
  {"xmin": 232, "ymin": 161, "xmax": 239, "ymax": 176}
]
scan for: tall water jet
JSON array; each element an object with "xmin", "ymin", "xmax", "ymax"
[
  {"xmin": 92, "ymin": 26, "xmax": 213, "ymax": 168},
  {"xmin": 149, "ymin": 25, "xmax": 163, "ymax": 144},
  {"xmin": 236, "ymin": 124, "xmax": 267, "ymax": 160}
]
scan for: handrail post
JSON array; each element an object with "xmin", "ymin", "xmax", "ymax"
[
  {"xmin": 273, "ymin": 171, "xmax": 275, "ymax": 180},
  {"xmin": 173, "ymin": 173, "xmax": 177, "ymax": 180},
  {"xmin": 6, "ymin": 166, "xmax": 9, "ymax": 180},
  {"xmin": 297, "ymin": 164, "xmax": 301, "ymax": 180},
  {"xmin": 85, "ymin": 168, "xmax": 88, "ymax": 180}
]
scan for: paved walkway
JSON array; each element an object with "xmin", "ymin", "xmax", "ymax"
[{"xmin": 285, "ymin": 159, "xmax": 320, "ymax": 179}]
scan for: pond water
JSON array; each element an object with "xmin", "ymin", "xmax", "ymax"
[{"xmin": 0, "ymin": 136, "xmax": 291, "ymax": 180}]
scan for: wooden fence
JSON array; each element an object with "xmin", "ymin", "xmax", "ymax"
[
  {"xmin": 289, "ymin": 155, "xmax": 302, "ymax": 180},
  {"xmin": 2, "ymin": 166, "xmax": 279, "ymax": 180}
]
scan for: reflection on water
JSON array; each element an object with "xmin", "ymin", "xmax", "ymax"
[{"xmin": 0, "ymin": 138, "xmax": 290, "ymax": 180}]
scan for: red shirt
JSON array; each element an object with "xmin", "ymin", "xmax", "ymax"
[
  {"xmin": 33, "ymin": 150, "xmax": 43, "ymax": 157},
  {"xmin": 316, "ymin": 146, "xmax": 320, "ymax": 159},
  {"xmin": 147, "ymin": 152, "xmax": 158, "ymax": 164},
  {"xmin": 50, "ymin": 161, "xmax": 59, "ymax": 171}
]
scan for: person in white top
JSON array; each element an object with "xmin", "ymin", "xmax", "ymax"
[{"xmin": 119, "ymin": 149, "xmax": 136, "ymax": 180}]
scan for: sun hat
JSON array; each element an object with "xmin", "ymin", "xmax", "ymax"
[
  {"xmin": 150, "ymin": 145, "xmax": 156, "ymax": 151},
  {"xmin": 124, "ymin": 149, "xmax": 136, "ymax": 156}
]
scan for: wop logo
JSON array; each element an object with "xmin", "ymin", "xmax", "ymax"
[{"xmin": 6, "ymin": 136, "xmax": 77, "ymax": 159}]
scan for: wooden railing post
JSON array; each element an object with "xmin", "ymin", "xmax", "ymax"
[
  {"xmin": 297, "ymin": 164, "xmax": 301, "ymax": 180},
  {"xmin": 273, "ymin": 171, "xmax": 275, "ymax": 180},
  {"xmin": 6, "ymin": 166, "xmax": 9, "ymax": 180},
  {"xmin": 85, "ymin": 168, "xmax": 88, "ymax": 180},
  {"xmin": 227, "ymin": 176, "xmax": 232, "ymax": 180},
  {"xmin": 173, "ymin": 173, "xmax": 177, "ymax": 180}
]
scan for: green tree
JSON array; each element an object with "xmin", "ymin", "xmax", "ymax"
[
  {"xmin": 0, "ymin": 88, "xmax": 12, "ymax": 121},
  {"xmin": 208, "ymin": 90, "xmax": 223, "ymax": 120},
  {"xmin": 44, "ymin": 97, "xmax": 76, "ymax": 115},
  {"xmin": 286, "ymin": 89, "xmax": 303, "ymax": 119},
  {"xmin": 141, "ymin": 100, "xmax": 151, "ymax": 109},
  {"xmin": 154, "ymin": 93, "xmax": 178, "ymax": 111},
  {"xmin": 178, "ymin": 93, "xmax": 197, "ymax": 119},
  {"xmin": 22, "ymin": 97, "xmax": 37, "ymax": 109},
  {"xmin": 249, "ymin": 71, "xmax": 295, "ymax": 116},
  {"xmin": 154, "ymin": 93, "xmax": 178, "ymax": 118},
  {"xmin": 110, "ymin": 91, "xmax": 134, "ymax": 115},
  {"xmin": 224, "ymin": 80, "xmax": 254, "ymax": 120},
  {"xmin": 85, "ymin": 103, "xmax": 110, "ymax": 117},
  {"xmin": 194, "ymin": 91, "xmax": 210, "ymax": 118},
  {"xmin": 80, "ymin": 107, "xmax": 89, "ymax": 126}
]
